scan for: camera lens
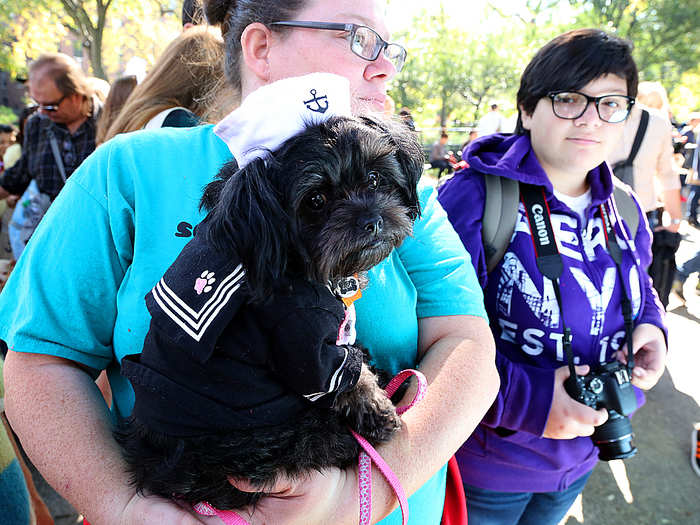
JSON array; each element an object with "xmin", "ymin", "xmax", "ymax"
[{"xmin": 592, "ymin": 411, "xmax": 638, "ymax": 461}]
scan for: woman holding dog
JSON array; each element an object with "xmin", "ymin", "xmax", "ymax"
[
  {"xmin": 0, "ymin": 1, "xmax": 498, "ymax": 524},
  {"xmin": 438, "ymin": 29, "xmax": 667, "ymax": 524}
]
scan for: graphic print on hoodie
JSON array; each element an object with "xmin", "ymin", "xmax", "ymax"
[{"xmin": 437, "ymin": 133, "xmax": 666, "ymax": 493}]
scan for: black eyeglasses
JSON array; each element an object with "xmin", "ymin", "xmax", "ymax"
[
  {"xmin": 547, "ymin": 91, "xmax": 635, "ymax": 123},
  {"xmin": 35, "ymin": 94, "xmax": 68, "ymax": 112},
  {"xmin": 269, "ymin": 21, "xmax": 407, "ymax": 73}
]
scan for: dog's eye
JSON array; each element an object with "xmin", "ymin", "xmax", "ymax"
[
  {"xmin": 367, "ymin": 171, "xmax": 380, "ymax": 190},
  {"xmin": 305, "ymin": 191, "xmax": 327, "ymax": 211}
]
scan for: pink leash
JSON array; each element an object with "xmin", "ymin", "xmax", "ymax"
[
  {"xmin": 194, "ymin": 369, "xmax": 427, "ymax": 525},
  {"xmin": 352, "ymin": 369, "xmax": 427, "ymax": 525}
]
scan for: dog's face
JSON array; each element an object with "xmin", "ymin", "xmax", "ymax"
[
  {"xmin": 204, "ymin": 116, "xmax": 423, "ymax": 300},
  {"xmin": 279, "ymin": 117, "xmax": 420, "ymax": 282}
]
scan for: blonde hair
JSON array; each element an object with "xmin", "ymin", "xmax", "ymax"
[
  {"xmin": 103, "ymin": 26, "xmax": 231, "ymax": 142},
  {"xmin": 637, "ymin": 81, "xmax": 670, "ymax": 114},
  {"xmin": 96, "ymin": 75, "xmax": 138, "ymax": 145}
]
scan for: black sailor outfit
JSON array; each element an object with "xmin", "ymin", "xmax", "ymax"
[{"xmin": 122, "ymin": 218, "xmax": 363, "ymax": 437}]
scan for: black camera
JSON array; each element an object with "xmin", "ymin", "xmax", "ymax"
[{"xmin": 564, "ymin": 362, "xmax": 638, "ymax": 461}]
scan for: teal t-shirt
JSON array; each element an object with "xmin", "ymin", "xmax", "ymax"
[{"xmin": 0, "ymin": 124, "xmax": 486, "ymax": 525}]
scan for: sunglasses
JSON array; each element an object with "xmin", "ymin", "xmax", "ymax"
[
  {"xmin": 547, "ymin": 91, "xmax": 635, "ymax": 124},
  {"xmin": 35, "ymin": 94, "xmax": 68, "ymax": 112},
  {"xmin": 269, "ymin": 21, "xmax": 407, "ymax": 73}
]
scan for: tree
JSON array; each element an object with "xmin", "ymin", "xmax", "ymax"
[
  {"xmin": 0, "ymin": 0, "xmax": 180, "ymax": 81},
  {"xmin": 569, "ymin": 0, "xmax": 700, "ymax": 88},
  {"xmin": 58, "ymin": 0, "xmax": 114, "ymax": 79},
  {"xmin": 392, "ymin": 5, "xmax": 521, "ymax": 130}
]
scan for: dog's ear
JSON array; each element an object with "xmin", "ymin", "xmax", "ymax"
[
  {"xmin": 361, "ymin": 116, "xmax": 423, "ymax": 220},
  {"xmin": 200, "ymin": 160, "xmax": 239, "ymax": 212},
  {"xmin": 206, "ymin": 157, "xmax": 290, "ymax": 302}
]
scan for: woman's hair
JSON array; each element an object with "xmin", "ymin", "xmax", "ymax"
[
  {"xmin": 202, "ymin": 0, "xmax": 307, "ymax": 93},
  {"xmin": 182, "ymin": 0, "xmax": 204, "ymax": 26},
  {"xmin": 102, "ymin": 26, "xmax": 230, "ymax": 142},
  {"xmin": 515, "ymin": 29, "xmax": 638, "ymax": 134},
  {"xmin": 96, "ymin": 75, "xmax": 138, "ymax": 145}
]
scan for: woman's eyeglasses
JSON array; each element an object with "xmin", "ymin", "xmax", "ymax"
[
  {"xmin": 35, "ymin": 94, "xmax": 68, "ymax": 112},
  {"xmin": 547, "ymin": 91, "xmax": 635, "ymax": 123},
  {"xmin": 269, "ymin": 21, "xmax": 407, "ymax": 73}
]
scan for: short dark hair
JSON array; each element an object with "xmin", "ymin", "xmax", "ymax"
[
  {"xmin": 0, "ymin": 124, "xmax": 13, "ymax": 134},
  {"xmin": 182, "ymin": 0, "xmax": 203, "ymax": 26},
  {"xmin": 516, "ymin": 29, "xmax": 638, "ymax": 134}
]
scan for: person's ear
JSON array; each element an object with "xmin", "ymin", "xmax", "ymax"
[{"xmin": 240, "ymin": 22, "xmax": 273, "ymax": 83}]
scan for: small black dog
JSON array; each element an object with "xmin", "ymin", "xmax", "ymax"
[{"xmin": 116, "ymin": 115, "xmax": 424, "ymax": 511}]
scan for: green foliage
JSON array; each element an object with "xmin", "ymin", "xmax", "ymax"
[
  {"xmin": 390, "ymin": 5, "xmax": 522, "ymax": 130},
  {"xmin": 388, "ymin": 0, "xmax": 699, "ymax": 132},
  {"xmin": 0, "ymin": 106, "xmax": 19, "ymax": 126},
  {"xmin": 569, "ymin": 0, "xmax": 700, "ymax": 90},
  {"xmin": 0, "ymin": 0, "xmax": 181, "ymax": 82}
]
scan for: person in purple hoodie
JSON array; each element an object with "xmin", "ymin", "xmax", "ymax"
[{"xmin": 438, "ymin": 29, "xmax": 667, "ymax": 525}]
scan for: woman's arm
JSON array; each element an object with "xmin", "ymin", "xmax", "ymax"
[
  {"xmin": 231, "ymin": 315, "xmax": 499, "ymax": 525},
  {"xmin": 3, "ymin": 351, "xmax": 206, "ymax": 525}
]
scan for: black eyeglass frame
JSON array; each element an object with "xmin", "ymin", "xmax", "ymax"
[
  {"xmin": 546, "ymin": 91, "xmax": 635, "ymax": 123},
  {"xmin": 36, "ymin": 94, "xmax": 68, "ymax": 113},
  {"xmin": 269, "ymin": 21, "xmax": 407, "ymax": 72}
]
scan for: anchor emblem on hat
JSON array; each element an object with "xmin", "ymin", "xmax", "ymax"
[{"xmin": 304, "ymin": 89, "xmax": 329, "ymax": 114}]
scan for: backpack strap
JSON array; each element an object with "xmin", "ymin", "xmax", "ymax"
[
  {"xmin": 625, "ymin": 109, "xmax": 649, "ymax": 167},
  {"xmin": 482, "ymin": 173, "xmax": 640, "ymax": 274},
  {"xmin": 482, "ymin": 173, "xmax": 519, "ymax": 273},
  {"xmin": 611, "ymin": 177, "xmax": 640, "ymax": 238},
  {"xmin": 46, "ymin": 128, "xmax": 67, "ymax": 183}
]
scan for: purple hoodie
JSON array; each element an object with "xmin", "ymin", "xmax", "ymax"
[{"xmin": 437, "ymin": 133, "xmax": 666, "ymax": 492}]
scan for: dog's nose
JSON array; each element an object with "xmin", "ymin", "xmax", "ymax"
[{"xmin": 359, "ymin": 215, "xmax": 383, "ymax": 235}]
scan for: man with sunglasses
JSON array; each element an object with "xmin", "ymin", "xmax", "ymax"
[{"xmin": 0, "ymin": 53, "xmax": 99, "ymax": 204}]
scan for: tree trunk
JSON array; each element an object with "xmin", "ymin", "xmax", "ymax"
[
  {"xmin": 440, "ymin": 93, "xmax": 448, "ymax": 128},
  {"xmin": 90, "ymin": 27, "xmax": 106, "ymax": 79}
]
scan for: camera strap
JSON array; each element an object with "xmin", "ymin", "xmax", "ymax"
[
  {"xmin": 520, "ymin": 183, "xmax": 576, "ymax": 379},
  {"xmin": 520, "ymin": 183, "xmax": 634, "ymax": 376},
  {"xmin": 599, "ymin": 199, "xmax": 635, "ymax": 371}
]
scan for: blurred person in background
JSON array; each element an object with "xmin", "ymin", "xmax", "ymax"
[
  {"xmin": 95, "ymin": 75, "xmax": 138, "ymax": 145},
  {"xmin": 609, "ymin": 80, "xmax": 682, "ymax": 307},
  {"xmin": 430, "ymin": 130, "xmax": 455, "ymax": 179},
  {"xmin": 0, "ymin": 53, "xmax": 100, "ymax": 203},
  {"xmin": 0, "ymin": 107, "xmax": 38, "ymax": 260},
  {"xmin": 88, "ymin": 77, "xmax": 111, "ymax": 104},
  {"xmin": 477, "ymin": 103, "xmax": 506, "ymax": 136},
  {"xmin": 101, "ymin": 26, "xmax": 230, "ymax": 141},
  {"xmin": 0, "ymin": 125, "xmax": 14, "ymax": 174},
  {"xmin": 680, "ymin": 112, "xmax": 700, "ymax": 226}
]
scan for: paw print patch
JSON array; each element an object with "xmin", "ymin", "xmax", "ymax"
[{"xmin": 194, "ymin": 271, "xmax": 216, "ymax": 295}]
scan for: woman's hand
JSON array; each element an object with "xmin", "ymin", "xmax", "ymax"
[
  {"xmin": 543, "ymin": 365, "xmax": 608, "ymax": 440},
  {"xmin": 615, "ymin": 323, "xmax": 666, "ymax": 390},
  {"xmin": 119, "ymin": 492, "xmax": 207, "ymax": 525}
]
